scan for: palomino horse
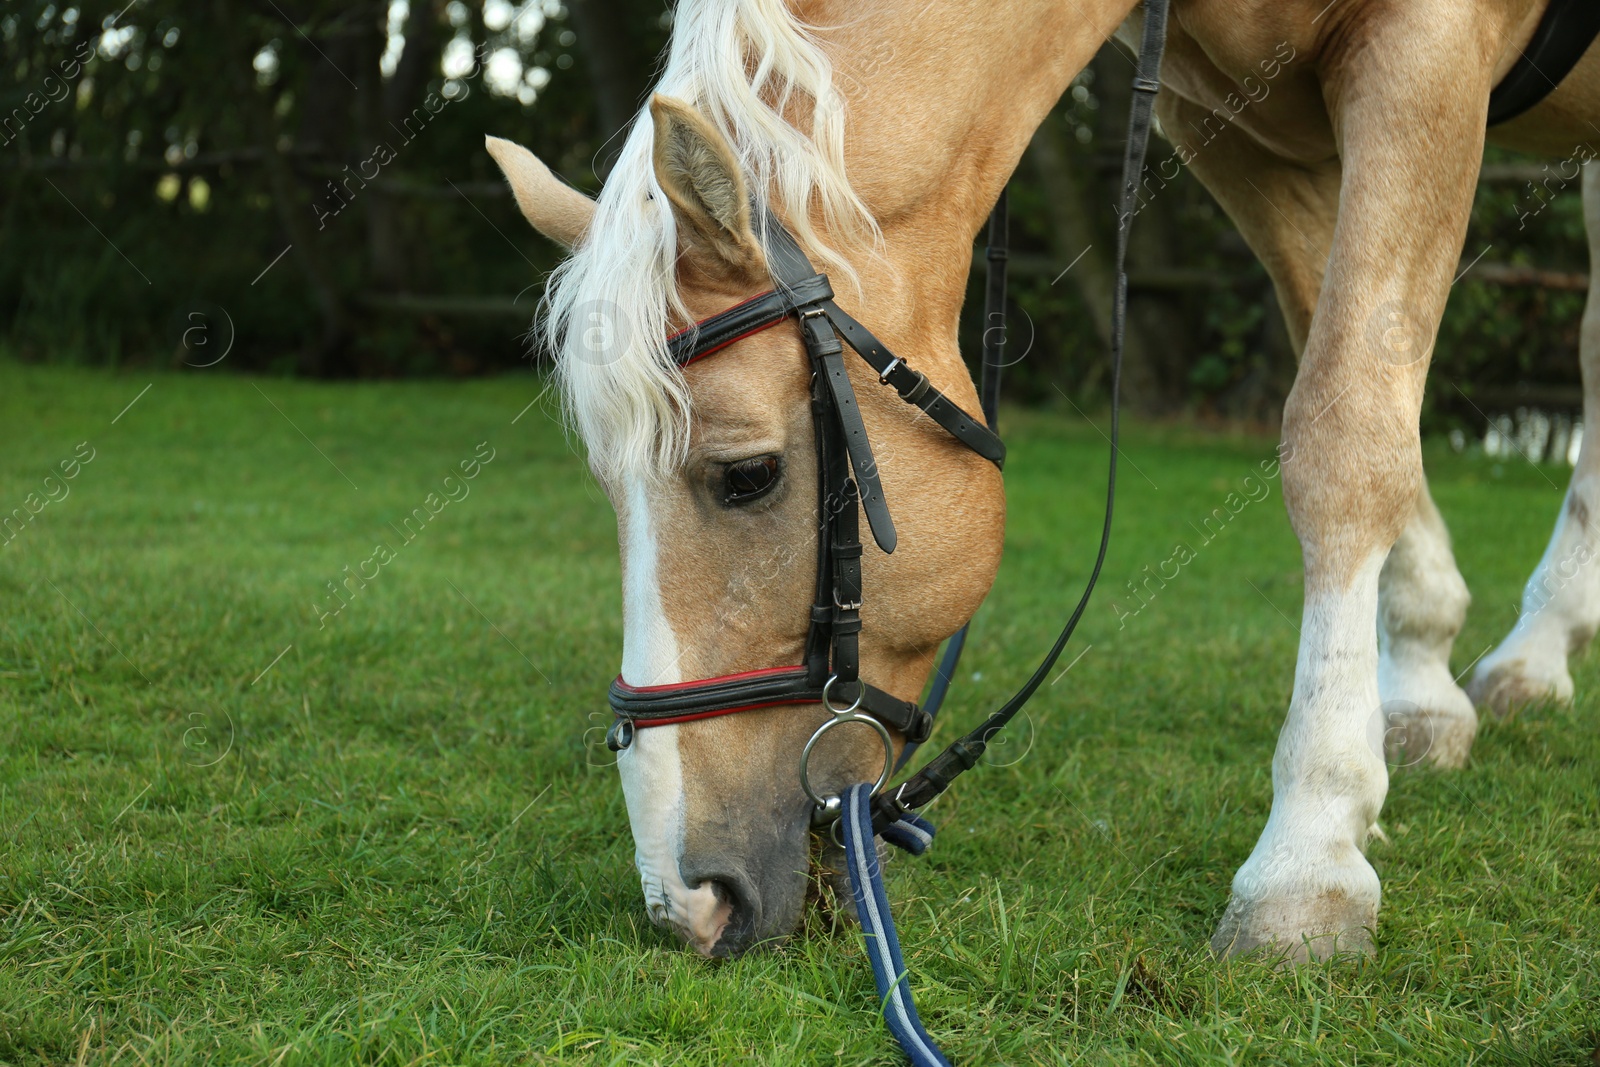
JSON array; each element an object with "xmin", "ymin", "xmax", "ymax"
[{"xmin": 488, "ymin": 0, "xmax": 1600, "ymax": 960}]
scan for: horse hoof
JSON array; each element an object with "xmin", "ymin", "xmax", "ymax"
[
  {"xmin": 1381, "ymin": 698, "xmax": 1477, "ymax": 770},
  {"xmin": 1210, "ymin": 891, "xmax": 1378, "ymax": 965},
  {"xmin": 1467, "ymin": 658, "xmax": 1572, "ymax": 718}
]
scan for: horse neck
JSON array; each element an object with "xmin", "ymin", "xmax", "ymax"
[{"xmin": 797, "ymin": 0, "xmax": 1139, "ymax": 380}]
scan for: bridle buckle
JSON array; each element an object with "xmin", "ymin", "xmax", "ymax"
[{"xmin": 878, "ymin": 356, "xmax": 902, "ymax": 385}]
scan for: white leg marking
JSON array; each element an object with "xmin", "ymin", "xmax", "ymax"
[
  {"xmin": 615, "ymin": 476, "xmax": 729, "ymax": 953},
  {"xmin": 1470, "ymin": 487, "xmax": 1600, "ymax": 713},
  {"xmin": 1376, "ymin": 488, "xmax": 1477, "ymax": 767},
  {"xmin": 1215, "ymin": 553, "xmax": 1388, "ymax": 961},
  {"xmin": 1472, "ymin": 163, "xmax": 1600, "ymax": 714}
]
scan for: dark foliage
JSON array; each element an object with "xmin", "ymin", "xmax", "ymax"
[{"xmin": 0, "ymin": 1, "xmax": 1588, "ymax": 428}]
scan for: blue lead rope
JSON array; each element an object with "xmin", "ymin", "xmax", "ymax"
[{"xmin": 841, "ymin": 783, "xmax": 951, "ymax": 1067}]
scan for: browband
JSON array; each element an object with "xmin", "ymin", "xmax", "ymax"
[{"xmin": 668, "ymin": 274, "xmax": 835, "ymax": 365}]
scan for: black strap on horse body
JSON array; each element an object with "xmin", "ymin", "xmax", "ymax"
[
  {"xmin": 869, "ymin": 0, "xmax": 1168, "ymax": 834},
  {"xmin": 668, "ymin": 226, "xmax": 1009, "ymax": 471},
  {"xmin": 979, "ymin": 192, "xmax": 1008, "ymax": 428},
  {"xmin": 806, "ymin": 312, "xmax": 899, "ymax": 554},
  {"xmin": 1486, "ymin": 0, "xmax": 1600, "ymax": 126},
  {"xmin": 665, "ymin": 277, "xmax": 835, "ymax": 363}
]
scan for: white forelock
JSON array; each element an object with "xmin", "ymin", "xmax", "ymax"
[{"xmin": 541, "ymin": 0, "xmax": 876, "ymax": 483}]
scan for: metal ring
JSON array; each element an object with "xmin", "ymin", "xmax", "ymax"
[
  {"xmin": 798, "ymin": 711, "xmax": 894, "ymax": 810},
  {"xmin": 820, "ymin": 674, "xmax": 863, "ymax": 715}
]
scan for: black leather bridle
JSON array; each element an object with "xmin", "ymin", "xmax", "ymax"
[
  {"xmin": 603, "ymin": 207, "xmax": 1008, "ymax": 816},
  {"xmin": 603, "ymin": 0, "xmax": 1171, "ymax": 837}
]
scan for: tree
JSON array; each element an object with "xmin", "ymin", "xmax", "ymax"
[{"xmin": 0, "ymin": 0, "xmax": 663, "ymax": 374}]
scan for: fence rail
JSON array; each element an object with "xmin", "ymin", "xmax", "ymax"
[{"xmin": 13, "ymin": 154, "xmax": 1583, "ymax": 314}]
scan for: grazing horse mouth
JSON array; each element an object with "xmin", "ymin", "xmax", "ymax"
[
  {"xmin": 670, "ymin": 865, "xmax": 776, "ymax": 957},
  {"xmin": 668, "ymin": 879, "xmax": 736, "ymax": 957}
]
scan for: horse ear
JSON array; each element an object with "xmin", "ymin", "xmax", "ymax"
[
  {"xmin": 484, "ymin": 136, "xmax": 596, "ymax": 249},
  {"xmin": 649, "ymin": 95, "xmax": 765, "ymax": 278}
]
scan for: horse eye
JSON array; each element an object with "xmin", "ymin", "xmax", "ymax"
[{"xmin": 723, "ymin": 456, "xmax": 780, "ymax": 505}]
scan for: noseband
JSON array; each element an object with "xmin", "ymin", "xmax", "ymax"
[{"xmin": 605, "ymin": 213, "xmax": 1008, "ymax": 818}]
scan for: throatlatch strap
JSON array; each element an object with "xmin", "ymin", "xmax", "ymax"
[
  {"xmin": 842, "ymin": 783, "xmax": 950, "ymax": 1067},
  {"xmin": 766, "ymin": 210, "xmax": 1003, "ymax": 470},
  {"xmin": 821, "ymin": 301, "xmax": 1006, "ymax": 468}
]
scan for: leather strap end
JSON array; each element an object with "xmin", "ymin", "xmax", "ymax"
[{"xmin": 897, "ymin": 369, "xmax": 932, "ymax": 405}]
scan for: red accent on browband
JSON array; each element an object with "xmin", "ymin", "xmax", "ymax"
[
  {"xmin": 667, "ymin": 290, "xmax": 787, "ymax": 366},
  {"xmin": 613, "ymin": 663, "xmax": 817, "ymax": 729},
  {"xmin": 628, "ymin": 697, "xmax": 817, "ymax": 729},
  {"xmin": 612, "ymin": 663, "xmax": 804, "ymax": 696}
]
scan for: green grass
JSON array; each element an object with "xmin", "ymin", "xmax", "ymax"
[{"xmin": 0, "ymin": 362, "xmax": 1596, "ymax": 1065}]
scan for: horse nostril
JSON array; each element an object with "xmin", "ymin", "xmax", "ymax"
[
  {"xmin": 704, "ymin": 873, "xmax": 763, "ymax": 956},
  {"xmin": 679, "ymin": 866, "xmax": 764, "ymax": 957}
]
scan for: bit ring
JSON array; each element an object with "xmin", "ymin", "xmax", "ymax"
[{"xmin": 799, "ymin": 709, "xmax": 894, "ymax": 817}]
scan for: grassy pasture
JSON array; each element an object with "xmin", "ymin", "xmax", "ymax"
[{"xmin": 0, "ymin": 362, "xmax": 1596, "ymax": 1065}]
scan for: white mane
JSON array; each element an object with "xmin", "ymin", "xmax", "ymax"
[{"xmin": 542, "ymin": 0, "xmax": 875, "ymax": 483}]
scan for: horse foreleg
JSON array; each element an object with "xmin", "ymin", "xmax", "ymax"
[
  {"xmin": 1208, "ymin": 9, "xmax": 1495, "ymax": 962},
  {"xmin": 1470, "ymin": 160, "xmax": 1600, "ymax": 714},
  {"xmin": 1162, "ymin": 89, "xmax": 1478, "ymax": 777}
]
